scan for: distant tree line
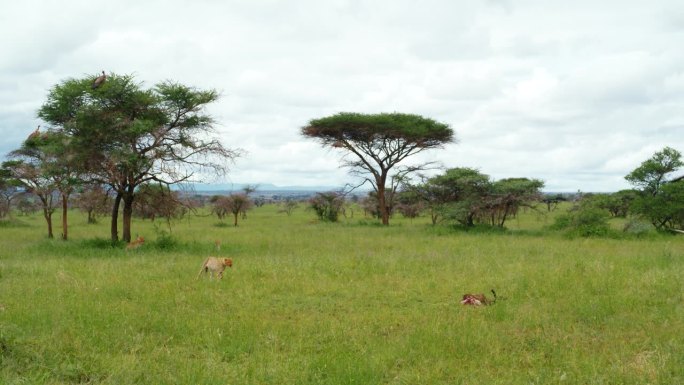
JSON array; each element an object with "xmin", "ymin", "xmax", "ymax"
[{"xmin": 306, "ymin": 168, "xmax": 544, "ymax": 229}]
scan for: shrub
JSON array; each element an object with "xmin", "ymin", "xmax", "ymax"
[
  {"xmin": 552, "ymin": 205, "xmax": 611, "ymax": 237},
  {"xmin": 623, "ymin": 219, "xmax": 654, "ymax": 236},
  {"xmin": 309, "ymin": 192, "xmax": 344, "ymax": 222},
  {"xmin": 153, "ymin": 231, "xmax": 178, "ymax": 250}
]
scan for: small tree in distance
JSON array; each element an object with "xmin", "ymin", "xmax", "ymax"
[
  {"xmin": 74, "ymin": 185, "xmax": 111, "ymax": 224},
  {"xmin": 279, "ymin": 199, "xmax": 299, "ymax": 216},
  {"xmin": 309, "ymin": 192, "xmax": 345, "ymax": 222},
  {"xmin": 0, "ymin": 168, "xmax": 24, "ymax": 220},
  {"xmin": 213, "ymin": 194, "xmax": 253, "ymax": 226},
  {"xmin": 302, "ymin": 112, "xmax": 454, "ymax": 225}
]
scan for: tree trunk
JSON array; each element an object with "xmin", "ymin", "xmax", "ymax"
[
  {"xmin": 233, "ymin": 212, "xmax": 239, "ymax": 226},
  {"xmin": 466, "ymin": 213, "xmax": 475, "ymax": 227},
  {"xmin": 43, "ymin": 208, "xmax": 53, "ymax": 239},
  {"xmin": 111, "ymin": 193, "xmax": 122, "ymax": 242},
  {"xmin": 122, "ymin": 193, "xmax": 134, "ymax": 243},
  {"xmin": 377, "ymin": 175, "xmax": 389, "ymax": 226},
  {"xmin": 431, "ymin": 209, "xmax": 439, "ymax": 225},
  {"xmin": 61, "ymin": 194, "xmax": 68, "ymax": 240}
]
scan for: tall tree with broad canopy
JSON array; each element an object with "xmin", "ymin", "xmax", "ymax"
[
  {"xmin": 38, "ymin": 73, "xmax": 240, "ymax": 242},
  {"xmin": 625, "ymin": 146, "xmax": 682, "ymax": 196},
  {"xmin": 302, "ymin": 112, "xmax": 454, "ymax": 225},
  {"xmin": 625, "ymin": 147, "xmax": 684, "ymax": 230},
  {"xmin": 423, "ymin": 167, "xmax": 492, "ymax": 227}
]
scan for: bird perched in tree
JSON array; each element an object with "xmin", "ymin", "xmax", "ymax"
[
  {"xmin": 92, "ymin": 71, "xmax": 106, "ymax": 89},
  {"xmin": 28, "ymin": 125, "xmax": 40, "ymax": 140}
]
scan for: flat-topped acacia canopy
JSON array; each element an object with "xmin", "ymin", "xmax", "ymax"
[{"xmin": 302, "ymin": 112, "xmax": 453, "ymax": 145}]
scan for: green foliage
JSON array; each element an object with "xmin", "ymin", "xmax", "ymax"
[
  {"xmin": 31, "ymin": 72, "xmax": 241, "ymax": 242},
  {"xmin": 591, "ymin": 190, "xmax": 637, "ymax": 217},
  {"xmin": 552, "ymin": 199, "xmax": 611, "ymax": 237},
  {"xmin": 424, "ymin": 167, "xmax": 491, "ymax": 226},
  {"xmin": 414, "ymin": 169, "xmax": 543, "ymax": 228},
  {"xmin": 625, "ymin": 146, "xmax": 682, "ymax": 195},
  {"xmin": 625, "ymin": 147, "xmax": 684, "ymax": 230},
  {"xmin": 133, "ymin": 183, "xmax": 183, "ymax": 221},
  {"xmin": 278, "ymin": 199, "xmax": 299, "ymax": 216},
  {"xmin": 622, "ymin": 219, "xmax": 655, "ymax": 236},
  {"xmin": 152, "ymin": 230, "xmax": 178, "ymax": 250},
  {"xmin": 631, "ymin": 181, "xmax": 684, "ymax": 230},
  {"xmin": 541, "ymin": 193, "xmax": 567, "ymax": 212},
  {"xmin": 38, "ymin": 74, "xmax": 233, "ymax": 221},
  {"xmin": 302, "ymin": 112, "xmax": 454, "ymax": 225},
  {"xmin": 395, "ymin": 189, "xmax": 424, "ymax": 218},
  {"xmin": 302, "ymin": 112, "xmax": 454, "ymax": 144},
  {"xmin": 487, "ymin": 178, "xmax": 544, "ymax": 227},
  {"xmin": 309, "ymin": 192, "xmax": 344, "ymax": 222}
]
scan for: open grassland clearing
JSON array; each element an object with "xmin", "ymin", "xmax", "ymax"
[{"xmin": 1, "ymin": 205, "xmax": 683, "ymax": 384}]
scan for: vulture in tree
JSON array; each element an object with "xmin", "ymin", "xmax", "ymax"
[
  {"xmin": 92, "ymin": 71, "xmax": 106, "ymax": 89},
  {"xmin": 28, "ymin": 125, "xmax": 40, "ymax": 140}
]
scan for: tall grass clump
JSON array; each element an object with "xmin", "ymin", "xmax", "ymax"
[{"xmin": 151, "ymin": 230, "xmax": 178, "ymax": 250}]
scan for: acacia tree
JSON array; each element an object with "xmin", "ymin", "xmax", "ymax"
[
  {"xmin": 395, "ymin": 189, "xmax": 424, "ymax": 219},
  {"xmin": 0, "ymin": 168, "xmax": 24, "ymax": 220},
  {"xmin": 625, "ymin": 147, "xmax": 682, "ymax": 196},
  {"xmin": 427, "ymin": 168, "xmax": 492, "ymax": 227},
  {"xmin": 2, "ymin": 157, "xmax": 58, "ymax": 238},
  {"xmin": 410, "ymin": 169, "xmax": 543, "ymax": 228},
  {"xmin": 74, "ymin": 185, "xmax": 111, "ymax": 224},
  {"xmin": 309, "ymin": 192, "xmax": 345, "ymax": 222},
  {"xmin": 625, "ymin": 147, "xmax": 684, "ymax": 230},
  {"xmin": 4, "ymin": 130, "xmax": 81, "ymax": 238},
  {"xmin": 483, "ymin": 178, "xmax": 544, "ymax": 227},
  {"xmin": 302, "ymin": 112, "xmax": 454, "ymax": 225},
  {"xmin": 133, "ymin": 183, "xmax": 183, "ymax": 221},
  {"xmin": 38, "ymin": 73, "xmax": 240, "ymax": 242},
  {"xmin": 36, "ymin": 131, "xmax": 81, "ymax": 240},
  {"xmin": 541, "ymin": 194, "xmax": 567, "ymax": 212},
  {"xmin": 213, "ymin": 194, "xmax": 253, "ymax": 226},
  {"xmin": 279, "ymin": 199, "xmax": 299, "ymax": 216}
]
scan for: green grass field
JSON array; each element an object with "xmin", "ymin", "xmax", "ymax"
[{"xmin": 1, "ymin": 205, "xmax": 683, "ymax": 384}]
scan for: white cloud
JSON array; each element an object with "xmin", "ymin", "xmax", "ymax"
[{"xmin": 1, "ymin": 0, "xmax": 683, "ymax": 191}]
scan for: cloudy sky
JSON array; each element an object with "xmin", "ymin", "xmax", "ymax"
[{"xmin": 1, "ymin": 0, "xmax": 682, "ymax": 192}]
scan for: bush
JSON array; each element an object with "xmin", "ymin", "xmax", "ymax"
[
  {"xmin": 623, "ymin": 219, "xmax": 654, "ymax": 236},
  {"xmin": 552, "ymin": 206, "xmax": 611, "ymax": 237},
  {"xmin": 309, "ymin": 192, "xmax": 344, "ymax": 222},
  {"xmin": 153, "ymin": 231, "xmax": 178, "ymax": 250}
]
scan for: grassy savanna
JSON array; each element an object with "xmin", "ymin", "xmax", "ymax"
[{"xmin": 0, "ymin": 205, "xmax": 683, "ymax": 384}]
